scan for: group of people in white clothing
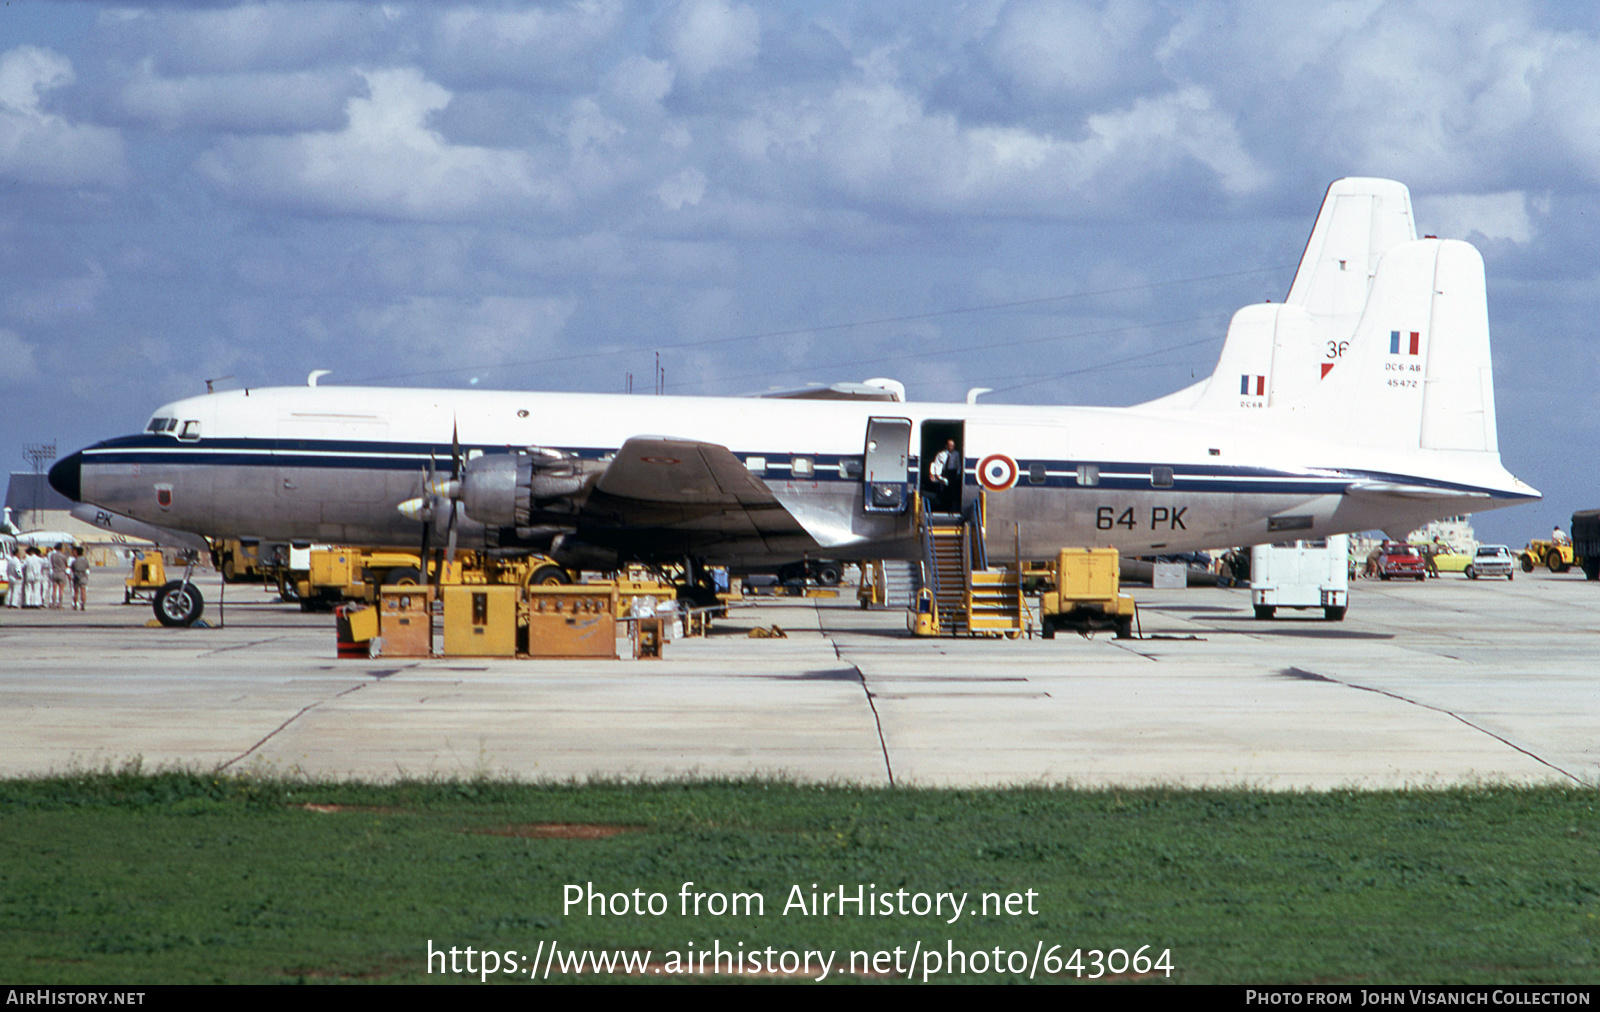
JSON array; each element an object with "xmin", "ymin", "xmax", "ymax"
[{"xmin": 4, "ymin": 543, "xmax": 88, "ymax": 610}]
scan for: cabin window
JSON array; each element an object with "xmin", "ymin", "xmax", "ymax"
[
  {"xmin": 1028, "ymin": 462, "xmax": 1047, "ymax": 485},
  {"xmin": 745, "ymin": 456, "xmax": 766, "ymax": 474},
  {"xmin": 791, "ymin": 457, "xmax": 814, "ymax": 478},
  {"xmin": 1151, "ymin": 466, "xmax": 1174, "ymax": 488},
  {"xmin": 178, "ymin": 420, "xmax": 202, "ymax": 441},
  {"xmin": 1076, "ymin": 464, "xmax": 1099, "ymax": 487}
]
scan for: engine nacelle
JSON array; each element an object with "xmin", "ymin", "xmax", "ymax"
[{"xmin": 459, "ymin": 448, "xmax": 587, "ymax": 528}]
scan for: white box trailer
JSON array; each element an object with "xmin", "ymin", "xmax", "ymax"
[{"xmin": 1249, "ymin": 535, "xmax": 1349, "ymax": 621}]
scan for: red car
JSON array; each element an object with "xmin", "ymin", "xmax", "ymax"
[{"xmin": 1375, "ymin": 542, "xmax": 1427, "ymax": 581}]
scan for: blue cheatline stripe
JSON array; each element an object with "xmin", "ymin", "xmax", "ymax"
[{"xmin": 79, "ymin": 434, "xmax": 1528, "ymax": 500}]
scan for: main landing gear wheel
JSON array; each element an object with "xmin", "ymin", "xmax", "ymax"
[{"xmin": 154, "ymin": 581, "xmax": 205, "ymax": 627}]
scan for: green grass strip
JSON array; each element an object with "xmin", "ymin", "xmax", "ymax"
[{"xmin": 1, "ymin": 769, "xmax": 1596, "ymax": 983}]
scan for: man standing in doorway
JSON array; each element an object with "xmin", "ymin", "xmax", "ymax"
[{"xmin": 929, "ymin": 438, "xmax": 962, "ymax": 513}]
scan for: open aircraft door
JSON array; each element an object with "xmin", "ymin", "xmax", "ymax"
[{"xmin": 863, "ymin": 417, "xmax": 912, "ymax": 513}]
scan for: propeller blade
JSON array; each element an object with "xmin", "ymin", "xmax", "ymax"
[
  {"xmin": 444, "ymin": 500, "xmax": 460, "ymax": 569},
  {"xmin": 450, "ymin": 418, "xmax": 462, "ymax": 480},
  {"xmin": 418, "ymin": 465, "xmax": 432, "ymax": 587}
]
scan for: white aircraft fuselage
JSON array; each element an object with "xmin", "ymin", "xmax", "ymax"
[
  {"xmin": 48, "ymin": 385, "xmax": 1532, "ymax": 568},
  {"xmin": 48, "ymin": 179, "xmax": 1540, "ymax": 573}
]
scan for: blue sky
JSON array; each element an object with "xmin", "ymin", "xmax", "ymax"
[{"xmin": 3, "ymin": 0, "xmax": 1596, "ymax": 545}]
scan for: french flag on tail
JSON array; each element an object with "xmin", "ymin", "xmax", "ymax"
[
  {"xmin": 1390, "ymin": 330, "xmax": 1421, "ymax": 355},
  {"xmin": 1240, "ymin": 374, "xmax": 1265, "ymax": 396}
]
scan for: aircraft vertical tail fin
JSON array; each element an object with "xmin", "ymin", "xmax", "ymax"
[
  {"xmin": 1303, "ymin": 237, "xmax": 1498, "ymax": 454},
  {"xmin": 1283, "ymin": 177, "xmax": 1417, "ymax": 323},
  {"xmin": 1139, "ymin": 178, "xmax": 1417, "ymax": 414}
]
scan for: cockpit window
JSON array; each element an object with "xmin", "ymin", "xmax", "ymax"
[
  {"xmin": 178, "ymin": 420, "xmax": 202, "ymax": 441},
  {"xmin": 146, "ymin": 417, "xmax": 178, "ymax": 433}
]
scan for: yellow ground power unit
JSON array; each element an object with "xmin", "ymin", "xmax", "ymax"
[
  {"xmin": 442, "ymin": 585, "xmax": 519, "ymax": 657},
  {"xmin": 377, "ymin": 585, "xmax": 434, "ymax": 657},
  {"xmin": 1039, "ymin": 548, "xmax": 1136, "ymax": 639},
  {"xmin": 525, "ymin": 585, "xmax": 619, "ymax": 658}
]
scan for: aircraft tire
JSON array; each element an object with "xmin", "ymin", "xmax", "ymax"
[
  {"xmin": 154, "ymin": 581, "xmax": 204, "ymax": 627},
  {"xmin": 528, "ymin": 564, "xmax": 571, "ymax": 586},
  {"xmin": 1324, "ymin": 606, "xmax": 1346, "ymax": 621}
]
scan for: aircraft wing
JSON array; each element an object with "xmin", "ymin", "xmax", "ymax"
[{"xmin": 578, "ymin": 437, "xmax": 812, "ymax": 550}]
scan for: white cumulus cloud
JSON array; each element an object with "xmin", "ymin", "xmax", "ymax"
[
  {"xmin": 1415, "ymin": 191, "xmax": 1540, "ymax": 245},
  {"xmin": 735, "ymin": 80, "xmax": 1266, "ymax": 212},
  {"xmin": 0, "ymin": 327, "xmax": 41, "ymax": 385},
  {"xmin": 661, "ymin": 0, "xmax": 761, "ymax": 78},
  {"xmin": 0, "ymin": 46, "xmax": 126, "ymax": 187},
  {"xmin": 194, "ymin": 67, "xmax": 561, "ymax": 220},
  {"xmin": 656, "ymin": 166, "xmax": 706, "ymax": 210},
  {"xmin": 117, "ymin": 60, "xmax": 359, "ymax": 133}
]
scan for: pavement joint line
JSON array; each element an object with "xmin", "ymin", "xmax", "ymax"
[
  {"xmin": 218, "ymin": 680, "xmax": 372, "ymax": 772},
  {"xmin": 822, "ymin": 606, "xmax": 895, "ymax": 787},
  {"xmin": 1306, "ymin": 667, "xmax": 1584, "ymax": 786},
  {"xmin": 201, "ymin": 635, "xmax": 300, "ymax": 656}
]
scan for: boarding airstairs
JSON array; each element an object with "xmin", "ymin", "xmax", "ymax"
[
  {"xmin": 917, "ymin": 494, "xmax": 1026, "ymax": 637},
  {"xmin": 877, "ymin": 560, "xmax": 922, "ymax": 608}
]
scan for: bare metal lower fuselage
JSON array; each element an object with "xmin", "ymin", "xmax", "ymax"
[{"xmin": 51, "ymin": 387, "xmax": 1531, "ymax": 569}]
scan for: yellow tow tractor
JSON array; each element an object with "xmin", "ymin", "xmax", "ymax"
[
  {"xmin": 124, "ymin": 550, "xmax": 167, "ymax": 604},
  {"xmin": 209, "ymin": 538, "xmax": 268, "ymax": 583},
  {"xmin": 294, "ymin": 546, "xmax": 574, "ymax": 611},
  {"xmin": 1519, "ymin": 539, "xmax": 1581, "ymax": 574}
]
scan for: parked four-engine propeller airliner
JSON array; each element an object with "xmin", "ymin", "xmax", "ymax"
[{"xmin": 49, "ymin": 179, "xmax": 1539, "ymax": 625}]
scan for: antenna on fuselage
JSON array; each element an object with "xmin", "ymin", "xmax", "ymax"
[{"xmin": 307, "ymin": 370, "xmax": 332, "ymax": 387}]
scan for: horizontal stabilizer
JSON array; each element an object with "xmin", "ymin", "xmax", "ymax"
[
  {"xmin": 69, "ymin": 504, "xmax": 212, "ymax": 551},
  {"xmin": 1344, "ymin": 481, "xmax": 1490, "ymax": 501}
]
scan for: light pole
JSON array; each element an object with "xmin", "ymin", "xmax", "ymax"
[{"xmin": 22, "ymin": 442, "xmax": 56, "ymax": 529}]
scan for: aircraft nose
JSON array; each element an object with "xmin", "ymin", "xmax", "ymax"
[{"xmin": 48, "ymin": 451, "xmax": 83, "ymax": 502}]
